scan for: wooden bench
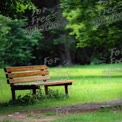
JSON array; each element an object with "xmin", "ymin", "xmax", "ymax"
[{"xmin": 4, "ymin": 65, "xmax": 75, "ymax": 100}]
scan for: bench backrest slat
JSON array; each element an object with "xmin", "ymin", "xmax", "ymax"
[
  {"xmin": 9, "ymin": 76, "xmax": 50, "ymax": 84},
  {"xmin": 4, "ymin": 65, "xmax": 50, "ymax": 84},
  {"xmin": 4, "ymin": 65, "xmax": 47, "ymax": 72},
  {"xmin": 7, "ymin": 71, "xmax": 49, "ymax": 78}
]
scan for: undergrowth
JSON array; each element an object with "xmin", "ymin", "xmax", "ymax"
[{"xmin": 1, "ymin": 89, "xmax": 68, "ymax": 106}]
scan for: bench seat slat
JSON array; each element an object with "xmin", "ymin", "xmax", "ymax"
[
  {"xmin": 5, "ymin": 65, "xmax": 47, "ymax": 72},
  {"xmin": 36, "ymin": 80, "xmax": 75, "ymax": 86},
  {"xmin": 14, "ymin": 80, "xmax": 75, "ymax": 86},
  {"xmin": 8, "ymin": 76, "xmax": 50, "ymax": 84},
  {"xmin": 7, "ymin": 71, "xmax": 49, "ymax": 78}
]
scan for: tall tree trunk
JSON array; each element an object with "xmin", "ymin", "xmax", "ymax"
[
  {"xmin": 63, "ymin": 42, "xmax": 72, "ymax": 66},
  {"xmin": 58, "ymin": 35, "xmax": 72, "ymax": 66}
]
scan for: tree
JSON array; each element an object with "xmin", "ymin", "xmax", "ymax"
[
  {"xmin": 0, "ymin": 15, "xmax": 43, "ymax": 67},
  {"xmin": 0, "ymin": 0, "xmax": 35, "ymax": 19},
  {"xmin": 60, "ymin": 0, "xmax": 122, "ymax": 63},
  {"xmin": 52, "ymin": 29, "xmax": 75, "ymax": 66},
  {"xmin": 25, "ymin": 0, "xmax": 75, "ymax": 66}
]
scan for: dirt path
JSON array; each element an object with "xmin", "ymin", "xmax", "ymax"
[{"xmin": 0, "ymin": 99, "xmax": 121, "ymax": 122}]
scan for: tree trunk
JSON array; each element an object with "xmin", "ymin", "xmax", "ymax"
[
  {"xmin": 58, "ymin": 42, "xmax": 72, "ymax": 66},
  {"xmin": 63, "ymin": 42, "xmax": 72, "ymax": 66}
]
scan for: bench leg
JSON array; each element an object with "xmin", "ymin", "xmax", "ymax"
[
  {"xmin": 65, "ymin": 85, "xmax": 68, "ymax": 95},
  {"xmin": 45, "ymin": 86, "xmax": 48, "ymax": 95},
  {"xmin": 32, "ymin": 88, "xmax": 36, "ymax": 95},
  {"xmin": 11, "ymin": 88, "xmax": 16, "ymax": 101}
]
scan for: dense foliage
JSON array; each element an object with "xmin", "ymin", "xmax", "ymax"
[
  {"xmin": 0, "ymin": 0, "xmax": 35, "ymax": 19},
  {"xmin": 60, "ymin": 0, "xmax": 122, "ymax": 63},
  {"xmin": 0, "ymin": 15, "xmax": 43, "ymax": 67},
  {"xmin": 0, "ymin": 0, "xmax": 121, "ymax": 66}
]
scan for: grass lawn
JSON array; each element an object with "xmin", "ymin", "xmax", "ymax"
[{"xmin": 0, "ymin": 63, "xmax": 122, "ymax": 113}]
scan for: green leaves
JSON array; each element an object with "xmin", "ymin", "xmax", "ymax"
[
  {"xmin": 16, "ymin": 0, "xmax": 35, "ymax": 12},
  {"xmin": 61, "ymin": 0, "xmax": 122, "ymax": 47},
  {"xmin": 0, "ymin": 15, "xmax": 43, "ymax": 67},
  {"xmin": 0, "ymin": 0, "xmax": 35, "ymax": 19}
]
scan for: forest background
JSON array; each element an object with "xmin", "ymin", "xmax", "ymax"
[{"xmin": 0, "ymin": 0, "xmax": 122, "ymax": 67}]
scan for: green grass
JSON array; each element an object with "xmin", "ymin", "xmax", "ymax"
[
  {"xmin": 52, "ymin": 107, "xmax": 122, "ymax": 122},
  {"xmin": 0, "ymin": 63, "xmax": 122, "ymax": 113}
]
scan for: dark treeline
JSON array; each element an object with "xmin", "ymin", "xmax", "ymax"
[{"xmin": 0, "ymin": 0, "xmax": 121, "ymax": 67}]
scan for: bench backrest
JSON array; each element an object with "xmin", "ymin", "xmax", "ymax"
[{"xmin": 4, "ymin": 65, "xmax": 50, "ymax": 84}]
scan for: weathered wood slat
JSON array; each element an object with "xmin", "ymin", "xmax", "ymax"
[
  {"xmin": 9, "ymin": 76, "xmax": 50, "ymax": 83},
  {"xmin": 14, "ymin": 80, "xmax": 75, "ymax": 86},
  {"xmin": 36, "ymin": 80, "xmax": 75, "ymax": 86},
  {"xmin": 7, "ymin": 71, "xmax": 49, "ymax": 78},
  {"xmin": 5, "ymin": 65, "xmax": 47, "ymax": 72}
]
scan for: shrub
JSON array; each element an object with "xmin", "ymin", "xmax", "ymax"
[
  {"xmin": 5, "ymin": 89, "xmax": 67, "ymax": 106},
  {"xmin": 0, "ymin": 15, "xmax": 43, "ymax": 67}
]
